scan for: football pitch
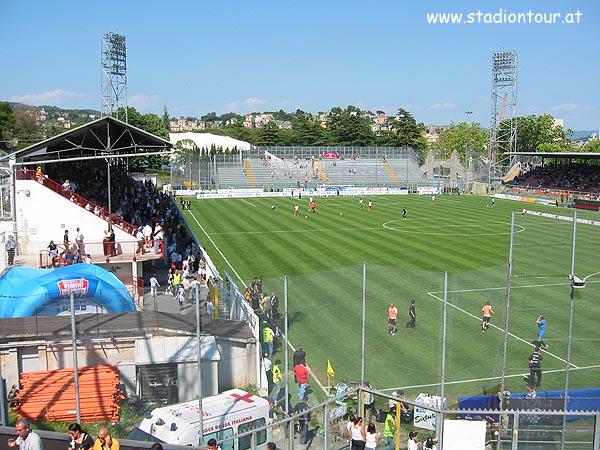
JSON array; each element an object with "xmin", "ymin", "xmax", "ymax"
[{"xmin": 185, "ymin": 194, "xmax": 600, "ymax": 402}]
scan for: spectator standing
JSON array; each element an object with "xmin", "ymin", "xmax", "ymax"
[
  {"xmin": 350, "ymin": 417, "xmax": 366, "ymax": 450},
  {"xmin": 136, "ymin": 228, "xmax": 146, "ymax": 254},
  {"xmin": 6, "ymin": 234, "xmax": 16, "ymax": 265},
  {"xmin": 271, "ymin": 359, "xmax": 283, "ymax": 403},
  {"xmin": 407, "ymin": 431, "xmax": 421, "ymax": 450},
  {"xmin": 270, "ymin": 291, "xmax": 280, "ymax": 319},
  {"xmin": 383, "ymin": 407, "xmax": 396, "ymax": 450},
  {"xmin": 8, "ymin": 418, "xmax": 43, "ymax": 450},
  {"xmin": 293, "ymin": 363, "xmax": 310, "ymax": 400},
  {"xmin": 365, "ymin": 423, "xmax": 380, "ymax": 450},
  {"xmin": 176, "ymin": 285, "xmax": 185, "ymax": 310},
  {"xmin": 293, "ymin": 397, "xmax": 310, "ymax": 444},
  {"xmin": 62, "ymin": 229, "xmax": 70, "ymax": 254},
  {"xmin": 205, "ymin": 298, "xmax": 215, "ymax": 317},
  {"xmin": 149, "ymin": 274, "xmax": 160, "ymax": 297},
  {"xmin": 263, "ymin": 352, "xmax": 273, "ymax": 394},
  {"xmin": 75, "ymin": 227, "xmax": 85, "ymax": 255},
  {"xmin": 263, "ymin": 324, "xmax": 275, "ymax": 357},
  {"xmin": 293, "ymin": 346, "xmax": 306, "ymax": 366},
  {"xmin": 362, "ymin": 382, "xmax": 375, "ymax": 424}
]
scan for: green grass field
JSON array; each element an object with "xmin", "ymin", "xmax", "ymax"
[{"xmin": 185, "ymin": 194, "xmax": 600, "ymax": 403}]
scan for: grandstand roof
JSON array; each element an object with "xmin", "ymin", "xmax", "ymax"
[
  {"xmin": 170, "ymin": 131, "xmax": 253, "ymax": 151},
  {"xmin": 509, "ymin": 151, "xmax": 600, "ymax": 160},
  {"xmin": 1, "ymin": 116, "xmax": 173, "ymax": 165}
]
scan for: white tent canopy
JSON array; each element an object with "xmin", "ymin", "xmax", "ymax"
[{"xmin": 170, "ymin": 132, "xmax": 252, "ymax": 151}]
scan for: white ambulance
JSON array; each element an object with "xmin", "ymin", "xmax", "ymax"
[{"xmin": 129, "ymin": 389, "xmax": 272, "ymax": 449}]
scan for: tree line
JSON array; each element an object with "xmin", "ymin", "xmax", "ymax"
[{"xmin": 1, "ymin": 102, "xmax": 597, "ymax": 167}]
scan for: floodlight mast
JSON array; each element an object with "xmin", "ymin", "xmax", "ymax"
[
  {"xmin": 489, "ymin": 50, "xmax": 518, "ymax": 186},
  {"xmin": 101, "ymin": 32, "xmax": 128, "ymax": 123}
]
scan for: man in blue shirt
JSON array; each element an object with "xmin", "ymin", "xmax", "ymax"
[{"xmin": 536, "ymin": 314, "xmax": 547, "ymax": 350}]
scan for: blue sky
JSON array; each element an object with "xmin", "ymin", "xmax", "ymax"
[{"xmin": 1, "ymin": 0, "xmax": 598, "ymax": 130}]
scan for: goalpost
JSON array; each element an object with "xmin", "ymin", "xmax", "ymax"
[{"xmin": 504, "ymin": 209, "xmax": 590, "ymax": 449}]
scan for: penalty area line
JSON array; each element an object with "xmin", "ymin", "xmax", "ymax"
[{"xmin": 426, "ymin": 291, "xmax": 577, "ymax": 368}]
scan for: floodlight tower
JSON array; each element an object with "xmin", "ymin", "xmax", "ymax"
[
  {"xmin": 489, "ymin": 50, "xmax": 517, "ymax": 183},
  {"xmin": 101, "ymin": 32, "xmax": 128, "ymax": 122}
]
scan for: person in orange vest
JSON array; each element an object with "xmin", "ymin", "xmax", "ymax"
[
  {"xmin": 481, "ymin": 301, "xmax": 494, "ymax": 332},
  {"xmin": 388, "ymin": 303, "xmax": 398, "ymax": 336}
]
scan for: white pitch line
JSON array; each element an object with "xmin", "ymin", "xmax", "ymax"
[
  {"xmin": 209, "ymin": 226, "xmax": 382, "ymax": 236},
  {"xmin": 187, "ymin": 210, "xmax": 247, "ymax": 287},
  {"xmin": 391, "ymin": 364, "xmax": 600, "ymax": 392},
  {"xmin": 241, "ymin": 199, "xmax": 256, "ymax": 207},
  {"xmin": 427, "ymin": 291, "xmax": 578, "ymax": 368}
]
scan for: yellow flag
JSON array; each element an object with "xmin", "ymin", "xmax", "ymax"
[{"xmin": 327, "ymin": 359, "xmax": 335, "ymax": 377}]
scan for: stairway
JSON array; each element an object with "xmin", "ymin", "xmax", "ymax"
[
  {"xmin": 244, "ymin": 160, "xmax": 256, "ymax": 188},
  {"xmin": 383, "ymin": 161, "xmax": 402, "ymax": 187}
]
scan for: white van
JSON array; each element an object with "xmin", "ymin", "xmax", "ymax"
[{"xmin": 129, "ymin": 389, "xmax": 272, "ymax": 448}]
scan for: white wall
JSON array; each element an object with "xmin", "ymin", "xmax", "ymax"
[{"xmin": 14, "ymin": 179, "xmax": 138, "ymax": 255}]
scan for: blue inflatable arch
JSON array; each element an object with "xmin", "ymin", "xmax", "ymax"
[{"xmin": 0, "ymin": 264, "xmax": 136, "ymax": 318}]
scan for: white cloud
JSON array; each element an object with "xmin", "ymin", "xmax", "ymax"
[
  {"xmin": 431, "ymin": 103, "xmax": 457, "ymax": 110},
  {"xmin": 11, "ymin": 89, "xmax": 80, "ymax": 107},
  {"xmin": 128, "ymin": 93, "xmax": 160, "ymax": 111},
  {"xmin": 245, "ymin": 97, "xmax": 268, "ymax": 106},
  {"xmin": 551, "ymin": 103, "xmax": 593, "ymax": 113}
]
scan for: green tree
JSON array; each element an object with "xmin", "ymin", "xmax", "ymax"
[
  {"xmin": 292, "ymin": 112, "xmax": 327, "ymax": 146},
  {"xmin": 201, "ymin": 112, "xmax": 219, "ymax": 122},
  {"xmin": 13, "ymin": 109, "xmax": 42, "ymax": 144},
  {"xmin": 255, "ymin": 121, "xmax": 281, "ymax": 146},
  {"xmin": 536, "ymin": 142, "xmax": 573, "ymax": 152},
  {"xmin": 584, "ymin": 139, "xmax": 600, "ymax": 153},
  {"xmin": 0, "ymin": 102, "xmax": 16, "ymax": 152},
  {"xmin": 501, "ymin": 114, "xmax": 565, "ymax": 153},
  {"xmin": 162, "ymin": 106, "xmax": 170, "ymax": 132},
  {"xmin": 223, "ymin": 121, "xmax": 256, "ymax": 144},
  {"xmin": 115, "ymin": 106, "xmax": 170, "ymax": 169},
  {"xmin": 377, "ymin": 108, "xmax": 428, "ymax": 160},
  {"xmin": 327, "ymin": 106, "xmax": 375, "ymax": 146},
  {"xmin": 433, "ymin": 121, "xmax": 489, "ymax": 162}
]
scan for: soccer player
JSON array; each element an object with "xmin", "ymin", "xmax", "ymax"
[
  {"xmin": 388, "ymin": 303, "xmax": 398, "ymax": 336},
  {"xmin": 406, "ymin": 299, "xmax": 416, "ymax": 328},
  {"xmin": 481, "ymin": 301, "xmax": 494, "ymax": 332},
  {"xmin": 294, "ymin": 204, "xmax": 299, "ymax": 216},
  {"xmin": 368, "ymin": 201, "xmax": 372, "ymax": 211},
  {"xmin": 402, "ymin": 207, "xmax": 407, "ymax": 219},
  {"xmin": 521, "ymin": 208, "xmax": 527, "ymax": 219},
  {"xmin": 359, "ymin": 199, "xmax": 364, "ymax": 209}
]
